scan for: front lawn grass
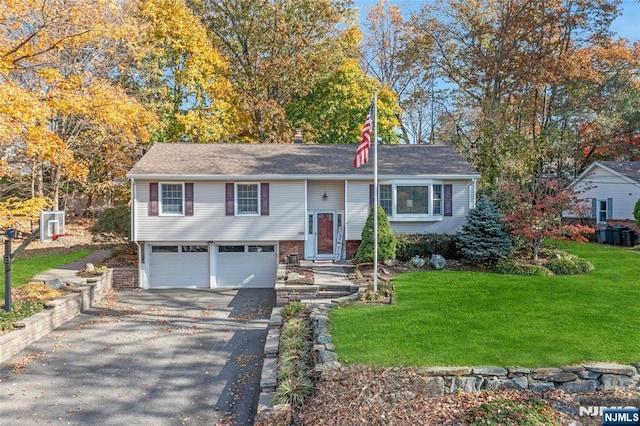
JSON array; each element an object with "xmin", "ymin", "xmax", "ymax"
[
  {"xmin": 0, "ymin": 248, "xmax": 92, "ymax": 299},
  {"xmin": 330, "ymin": 242, "xmax": 640, "ymax": 367}
]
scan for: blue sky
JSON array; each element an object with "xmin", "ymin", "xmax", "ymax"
[{"xmin": 353, "ymin": 0, "xmax": 640, "ymax": 42}]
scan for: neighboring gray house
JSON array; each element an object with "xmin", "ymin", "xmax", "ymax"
[
  {"xmin": 127, "ymin": 143, "xmax": 480, "ymax": 289},
  {"xmin": 567, "ymin": 161, "xmax": 640, "ymax": 223}
]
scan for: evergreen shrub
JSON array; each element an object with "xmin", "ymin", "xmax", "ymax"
[
  {"xmin": 355, "ymin": 206, "xmax": 396, "ymax": 263},
  {"xmin": 90, "ymin": 205, "xmax": 131, "ymax": 238},
  {"xmin": 457, "ymin": 196, "xmax": 512, "ymax": 263}
]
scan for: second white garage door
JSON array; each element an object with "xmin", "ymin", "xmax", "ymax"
[{"xmin": 216, "ymin": 244, "xmax": 277, "ymax": 288}]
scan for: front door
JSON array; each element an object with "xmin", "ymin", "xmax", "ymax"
[{"xmin": 317, "ymin": 212, "xmax": 334, "ymax": 256}]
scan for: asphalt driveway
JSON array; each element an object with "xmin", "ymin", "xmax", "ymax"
[{"xmin": 0, "ymin": 288, "xmax": 275, "ymax": 426}]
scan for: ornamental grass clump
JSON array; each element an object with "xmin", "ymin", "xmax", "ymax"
[
  {"xmin": 273, "ymin": 308, "xmax": 314, "ymax": 405},
  {"xmin": 546, "ymin": 251, "xmax": 594, "ymax": 275}
]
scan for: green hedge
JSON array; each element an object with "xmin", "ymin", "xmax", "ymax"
[{"xmin": 395, "ymin": 233, "xmax": 460, "ymax": 261}]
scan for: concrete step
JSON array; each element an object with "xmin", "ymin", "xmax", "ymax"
[
  {"xmin": 317, "ymin": 291, "xmax": 353, "ymax": 298},
  {"xmin": 317, "ymin": 284, "xmax": 358, "ymax": 293}
]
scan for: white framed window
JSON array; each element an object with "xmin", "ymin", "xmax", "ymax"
[
  {"xmin": 160, "ymin": 183, "xmax": 184, "ymax": 215},
  {"xmin": 236, "ymin": 183, "xmax": 259, "ymax": 215},
  {"xmin": 433, "ymin": 184, "xmax": 443, "ymax": 215},
  {"xmin": 378, "ymin": 181, "xmax": 444, "ymax": 220},
  {"xmin": 598, "ymin": 199, "xmax": 608, "ymax": 223}
]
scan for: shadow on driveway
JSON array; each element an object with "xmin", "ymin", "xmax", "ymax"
[{"xmin": 0, "ymin": 288, "xmax": 275, "ymax": 426}]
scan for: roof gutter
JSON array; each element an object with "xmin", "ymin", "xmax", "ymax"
[{"xmin": 125, "ymin": 173, "xmax": 482, "ymax": 181}]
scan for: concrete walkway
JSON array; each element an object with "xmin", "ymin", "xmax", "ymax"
[
  {"xmin": 300, "ymin": 260, "xmax": 352, "ymax": 287},
  {"xmin": 32, "ymin": 248, "xmax": 113, "ymax": 285}
]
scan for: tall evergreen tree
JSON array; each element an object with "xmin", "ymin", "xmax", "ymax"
[{"xmin": 457, "ymin": 196, "xmax": 512, "ymax": 263}]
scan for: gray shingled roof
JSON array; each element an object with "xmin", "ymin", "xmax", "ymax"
[
  {"xmin": 598, "ymin": 161, "xmax": 640, "ymax": 183},
  {"xmin": 127, "ymin": 143, "xmax": 479, "ymax": 178}
]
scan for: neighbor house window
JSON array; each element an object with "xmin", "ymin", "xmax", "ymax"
[
  {"xmin": 598, "ymin": 199, "xmax": 608, "ymax": 223},
  {"xmin": 161, "ymin": 183, "xmax": 183, "ymax": 215},
  {"xmin": 397, "ymin": 186, "xmax": 428, "ymax": 215},
  {"xmin": 236, "ymin": 183, "xmax": 259, "ymax": 215}
]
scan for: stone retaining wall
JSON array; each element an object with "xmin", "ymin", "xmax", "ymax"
[{"xmin": 0, "ymin": 269, "xmax": 113, "ymax": 364}]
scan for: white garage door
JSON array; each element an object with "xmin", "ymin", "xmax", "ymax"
[
  {"xmin": 217, "ymin": 244, "xmax": 277, "ymax": 288},
  {"xmin": 149, "ymin": 244, "xmax": 209, "ymax": 288}
]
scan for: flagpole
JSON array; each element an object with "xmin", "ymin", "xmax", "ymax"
[{"xmin": 373, "ymin": 91, "xmax": 378, "ymax": 293}]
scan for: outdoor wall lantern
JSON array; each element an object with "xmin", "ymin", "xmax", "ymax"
[{"xmin": 322, "ymin": 192, "xmax": 328, "ymax": 201}]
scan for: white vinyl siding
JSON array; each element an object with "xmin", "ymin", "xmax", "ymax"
[
  {"xmin": 135, "ymin": 180, "xmax": 305, "ymax": 241},
  {"xmin": 346, "ymin": 182, "xmax": 370, "ymax": 240},
  {"xmin": 569, "ymin": 166, "xmax": 640, "ymax": 221},
  {"xmin": 307, "ymin": 181, "xmax": 344, "ymax": 211}
]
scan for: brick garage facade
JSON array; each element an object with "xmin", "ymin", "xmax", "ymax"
[{"xmin": 279, "ymin": 240, "xmax": 304, "ymax": 263}]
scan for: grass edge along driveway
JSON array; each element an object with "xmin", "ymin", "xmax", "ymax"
[
  {"xmin": 330, "ymin": 242, "xmax": 640, "ymax": 367},
  {"xmin": 0, "ymin": 248, "xmax": 92, "ymax": 299}
]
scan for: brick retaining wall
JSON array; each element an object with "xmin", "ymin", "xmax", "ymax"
[
  {"xmin": 112, "ymin": 267, "xmax": 138, "ymax": 289},
  {"xmin": 0, "ymin": 269, "xmax": 113, "ymax": 364}
]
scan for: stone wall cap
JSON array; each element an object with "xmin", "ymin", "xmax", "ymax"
[
  {"xmin": 420, "ymin": 366, "xmax": 472, "ymax": 376},
  {"xmin": 472, "ymin": 366, "xmax": 508, "ymax": 376},
  {"xmin": 507, "ymin": 367, "xmax": 531, "ymax": 374},
  {"xmin": 561, "ymin": 365, "xmax": 585, "ymax": 373},
  {"xmin": 584, "ymin": 362, "xmax": 637, "ymax": 376}
]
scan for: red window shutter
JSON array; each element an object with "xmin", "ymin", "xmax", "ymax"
[
  {"xmin": 185, "ymin": 183, "xmax": 194, "ymax": 216},
  {"xmin": 444, "ymin": 184, "xmax": 453, "ymax": 216},
  {"xmin": 261, "ymin": 183, "xmax": 269, "ymax": 216},
  {"xmin": 225, "ymin": 183, "xmax": 234, "ymax": 216},
  {"xmin": 149, "ymin": 182, "xmax": 158, "ymax": 216},
  {"xmin": 369, "ymin": 184, "xmax": 374, "ymax": 209}
]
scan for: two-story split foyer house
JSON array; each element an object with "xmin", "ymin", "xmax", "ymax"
[{"xmin": 127, "ymin": 143, "xmax": 480, "ymax": 289}]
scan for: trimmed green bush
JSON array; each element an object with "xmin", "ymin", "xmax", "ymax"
[
  {"xmin": 90, "ymin": 205, "xmax": 131, "ymax": 237},
  {"xmin": 546, "ymin": 252, "xmax": 594, "ymax": 275},
  {"xmin": 494, "ymin": 259, "xmax": 552, "ymax": 276},
  {"xmin": 634, "ymin": 198, "xmax": 640, "ymax": 227},
  {"xmin": 355, "ymin": 206, "xmax": 396, "ymax": 263},
  {"xmin": 281, "ymin": 301, "xmax": 306, "ymax": 319},
  {"xmin": 395, "ymin": 233, "xmax": 460, "ymax": 261}
]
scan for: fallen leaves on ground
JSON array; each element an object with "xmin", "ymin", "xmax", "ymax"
[
  {"xmin": 8, "ymin": 352, "xmax": 47, "ymax": 374},
  {"xmin": 11, "ymin": 283, "xmax": 69, "ymax": 302},
  {"xmin": 286, "ymin": 366, "xmax": 640, "ymax": 425}
]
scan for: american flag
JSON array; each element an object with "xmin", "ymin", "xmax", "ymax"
[{"xmin": 353, "ymin": 104, "xmax": 373, "ymax": 168}]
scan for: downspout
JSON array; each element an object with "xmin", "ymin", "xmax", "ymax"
[{"xmin": 130, "ymin": 178, "xmax": 136, "ymax": 242}]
